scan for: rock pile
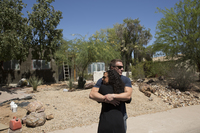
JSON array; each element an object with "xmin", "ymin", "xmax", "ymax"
[
  {"xmin": 138, "ymin": 79, "xmax": 200, "ymax": 108},
  {"xmin": 152, "ymin": 85, "xmax": 200, "ymax": 108},
  {"xmin": 84, "ymin": 82, "xmax": 95, "ymax": 89},
  {"xmin": 22, "ymin": 101, "xmax": 54, "ymax": 127},
  {"xmin": 139, "ymin": 83, "xmax": 156, "ymax": 97}
]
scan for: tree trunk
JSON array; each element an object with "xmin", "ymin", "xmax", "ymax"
[
  {"xmin": 133, "ymin": 49, "xmax": 138, "ymax": 65},
  {"xmin": 197, "ymin": 62, "xmax": 200, "ymax": 81},
  {"xmin": 121, "ymin": 51, "xmax": 126, "ymax": 71}
]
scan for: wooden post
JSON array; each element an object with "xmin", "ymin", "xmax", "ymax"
[{"xmin": 73, "ymin": 54, "xmax": 76, "ymax": 81}]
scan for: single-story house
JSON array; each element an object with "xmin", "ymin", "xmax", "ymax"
[{"xmin": 0, "ymin": 51, "xmax": 73, "ymax": 85}]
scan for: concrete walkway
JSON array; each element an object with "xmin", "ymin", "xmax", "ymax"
[
  {"xmin": 0, "ymin": 88, "xmax": 33, "ymax": 105},
  {"xmin": 49, "ymin": 105, "xmax": 200, "ymax": 133}
]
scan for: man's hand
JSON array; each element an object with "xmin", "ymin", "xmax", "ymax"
[
  {"xmin": 105, "ymin": 94, "xmax": 120, "ymax": 106},
  {"xmin": 105, "ymin": 94, "xmax": 115, "ymax": 101}
]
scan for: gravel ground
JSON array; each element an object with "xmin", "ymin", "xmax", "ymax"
[{"xmin": 0, "ymin": 82, "xmax": 173, "ymax": 133}]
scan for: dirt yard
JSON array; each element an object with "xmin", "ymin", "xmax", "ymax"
[{"xmin": 0, "ymin": 79, "xmax": 199, "ymax": 133}]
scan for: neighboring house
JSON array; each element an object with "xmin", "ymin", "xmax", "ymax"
[
  {"xmin": 0, "ymin": 52, "xmax": 60, "ymax": 84},
  {"xmin": 152, "ymin": 56, "xmax": 179, "ymax": 62},
  {"xmin": 152, "ymin": 55, "xmax": 198, "ymax": 73},
  {"xmin": 152, "ymin": 54, "xmax": 185, "ymax": 62}
]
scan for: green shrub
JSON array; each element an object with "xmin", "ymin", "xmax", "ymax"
[
  {"xmin": 130, "ymin": 62, "xmax": 145, "ymax": 80},
  {"xmin": 167, "ymin": 61, "xmax": 197, "ymax": 91},
  {"xmin": 144, "ymin": 61, "xmax": 171, "ymax": 78},
  {"xmin": 28, "ymin": 76, "xmax": 43, "ymax": 92},
  {"xmin": 83, "ymin": 73, "xmax": 93, "ymax": 80},
  {"xmin": 68, "ymin": 78, "xmax": 73, "ymax": 90}
]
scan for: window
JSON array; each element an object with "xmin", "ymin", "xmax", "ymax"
[
  {"xmin": 97, "ymin": 64, "xmax": 100, "ymax": 71},
  {"xmin": 88, "ymin": 62, "xmax": 105, "ymax": 74},
  {"xmin": 3, "ymin": 60, "xmax": 20, "ymax": 70},
  {"xmin": 32, "ymin": 60, "xmax": 50, "ymax": 70},
  {"xmin": 88, "ymin": 64, "xmax": 91, "ymax": 74},
  {"xmin": 92, "ymin": 63, "xmax": 96, "ymax": 72}
]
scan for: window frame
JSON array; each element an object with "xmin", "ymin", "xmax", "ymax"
[
  {"xmin": 88, "ymin": 62, "xmax": 105, "ymax": 74},
  {"xmin": 3, "ymin": 60, "xmax": 20, "ymax": 70},
  {"xmin": 32, "ymin": 60, "xmax": 51, "ymax": 70}
]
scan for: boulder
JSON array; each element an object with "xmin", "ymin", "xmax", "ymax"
[
  {"xmin": 137, "ymin": 79, "xmax": 145, "ymax": 82},
  {"xmin": 26, "ymin": 101, "xmax": 45, "ymax": 114},
  {"xmin": 17, "ymin": 78, "xmax": 29, "ymax": 87},
  {"xmin": 21, "ymin": 115, "xmax": 28, "ymax": 125},
  {"xmin": 144, "ymin": 91, "xmax": 151, "ymax": 97},
  {"xmin": 147, "ymin": 79, "xmax": 154, "ymax": 84},
  {"xmin": 84, "ymin": 82, "xmax": 95, "ymax": 89},
  {"xmin": 139, "ymin": 84, "xmax": 155, "ymax": 97},
  {"xmin": 46, "ymin": 114, "xmax": 54, "ymax": 120},
  {"xmin": 158, "ymin": 76, "xmax": 164, "ymax": 81},
  {"xmin": 26, "ymin": 112, "xmax": 46, "ymax": 127}
]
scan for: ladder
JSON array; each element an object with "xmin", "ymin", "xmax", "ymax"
[{"xmin": 63, "ymin": 62, "xmax": 70, "ymax": 81}]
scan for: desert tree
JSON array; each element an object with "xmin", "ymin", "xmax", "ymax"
[
  {"xmin": 152, "ymin": 0, "xmax": 200, "ymax": 80},
  {"xmin": 28, "ymin": 0, "xmax": 63, "ymax": 61},
  {"xmin": 0, "ymin": 0, "xmax": 31, "ymax": 62},
  {"xmin": 55, "ymin": 31, "xmax": 120, "ymax": 81},
  {"xmin": 114, "ymin": 18, "xmax": 152, "ymax": 71}
]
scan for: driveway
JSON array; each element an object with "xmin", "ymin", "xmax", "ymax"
[{"xmin": 49, "ymin": 105, "xmax": 200, "ymax": 133}]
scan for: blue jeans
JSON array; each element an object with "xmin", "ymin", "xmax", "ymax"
[{"xmin": 123, "ymin": 113, "xmax": 128, "ymax": 132}]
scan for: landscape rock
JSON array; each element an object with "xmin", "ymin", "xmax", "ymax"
[
  {"xmin": 144, "ymin": 91, "xmax": 151, "ymax": 97},
  {"xmin": 21, "ymin": 116, "xmax": 27, "ymax": 125},
  {"xmin": 46, "ymin": 114, "xmax": 54, "ymax": 120},
  {"xmin": 84, "ymin": 82, "xmax": 95, "ymax": 89},
  {"xmin": 158, "ymin": 76, "xmax": 165, "ymax": 81},
  {"xmin": 139, "ymin": 83, "xmax": 156, "ymax": 97},
  {"xmin": 26, "ymin": 101, "xmax": 45, "ymax": 114},
  {"xmin": 151, "ymin": 84, "xmax": 200, "ymax": 108},
  {"xmin": 137, "ymin": 79, "xmax": 145, "ymax": 82},
  {"xmin": 26, "ymin": 112, "xmax": 46, "ymax": 127},
  {"xmin": 184, "ymin": 91, "xmax": 190, "ymax": 95},
  {"xmin": 147, "ymin": 79, "xmax": 154, "ymax": 84},
  {"xmin": 148, "ymin": 97, "xmax": 153, "ymax": 101},
  {"xmin": 17, "ymin": 78, "xmax": 29, "ymax": 87}
]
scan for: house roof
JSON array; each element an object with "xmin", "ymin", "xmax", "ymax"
[{"xmin": 152, "ymin": 55, "xmax": 181, "ymax": 62}]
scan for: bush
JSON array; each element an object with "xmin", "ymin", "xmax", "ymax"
[
  {"xmin": 167, "ymin": 61, "xmax": 197, "ymax": 91},
  {"xmin": 144, "ymin": 61, "xmax": 171, "ymax": 78},
  {"xmin": 83, "ymin": 73, "xmax": 93, "ymax": 80},
  {"xmin": 130, "ymin": 62, "xmax": 145, "ymax": 80},
  {"xmin": 68, "ymin": 78, "xmax": 73, "ymax": 90},
  {"xmin": 28, "ymin": 76, "xmax": 43, "ymax": 92}
]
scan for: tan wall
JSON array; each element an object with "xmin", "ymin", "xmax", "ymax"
[{"xmin": 1, "ymin": 52, "xmax": 58, "ymax": 84}]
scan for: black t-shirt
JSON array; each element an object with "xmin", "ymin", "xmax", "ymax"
[
  {"xmin": 94, "ymin": 75, "xmax": 132, "ymax": 116},
  {"xmin": 98, "ymin": 84, "xmax": 125, "ymax": 133}
]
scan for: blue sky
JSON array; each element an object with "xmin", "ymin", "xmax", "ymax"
[{"xmin": 22, "ymin": 0, "xmax": 181, "ymax": 46}]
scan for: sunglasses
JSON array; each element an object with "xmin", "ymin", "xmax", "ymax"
[{"xmin": 115, "ymin": 66, "xmax": 123, "ymax": 69}]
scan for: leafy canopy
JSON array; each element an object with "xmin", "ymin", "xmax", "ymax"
[
  {"xmin": 28, "ymin": 0, "xmax": 63, "ymax": 61},
  {"xmin": 114, "ymin": 18, "xmax": 152, "ymax": 70},
  {"xmin": 153, "ymin": 0, "xmax": 200, "ymax": 70},
  {"xmin": 0, "ymin": 0, "xmax": 31, "ymax": 61},
  {"xmin": 55, "ymin": 31, "xmax": 121, "ymax": 78}
]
